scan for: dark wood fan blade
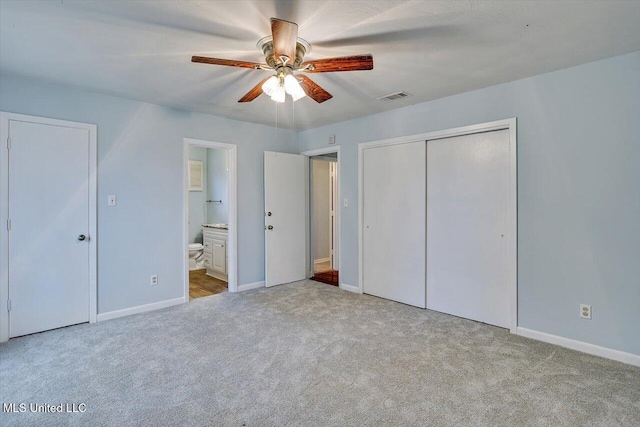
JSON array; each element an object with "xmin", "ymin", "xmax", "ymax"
[
  {"xmin": 271, "ymin": 18, "xmax": 298, "ymax": 62},
  {"xmin": 301, "ymin": 54, "xmax": 373, "ymax": 73},
  {"xmin": 192, "ymin": 56, "xmax": 262, "ymax": 69},
  {"xmin": 238, "ymin": 76, "xmax": 272, "ymax": 103},
  {"xmin": 298, "ymin": 75, "xmax": 332, "ymax": 103}
]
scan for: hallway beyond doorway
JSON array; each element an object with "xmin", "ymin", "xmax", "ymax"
[
  {"xmin": 311, "ymin": 261, "xmax": 339, "ymax": 286},
  {"xmin": 308, "ymin": 152, "xmax": 339, "ymax": 288}
]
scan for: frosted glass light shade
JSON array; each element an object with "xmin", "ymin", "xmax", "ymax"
[
  {"xmin": 270, "ymin": 85, "xmax": 286, "ymax": 103},
  {"xmin": 261, "ymin": 76, "xmax": 279, "ymax": 97},
  {"xmin": 284, "ymin": 74, "xmax": 306, "ymax": 101}
]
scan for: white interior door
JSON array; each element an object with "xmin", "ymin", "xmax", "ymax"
[
  {"xmin": 363, "ymin": 141, "xmax": 426, "ymax": 308},
  {"xmin": 8, "ymin": 120, "xmax": 91, "ymax": 337},
  {"xmin": 264, "ymin": 151, "xmax": 306, "ymax": 287},
  {"xmin": 426, "ymin": 129, "xmax": 511, "ymax": 328}
]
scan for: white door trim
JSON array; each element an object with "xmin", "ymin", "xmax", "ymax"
[
  {"xmin": 300, "ymin": 146, "xmax": 342, "ymax": 287},
  {"xmin": 329, "ymin": 162, "xmax": 338, "ymax": 270},
  {"xmin": 183, "ymin": 138, "xmax": 238, "ymax": 296},
  {"xmin": 0, "ymin": 111, "xmax": 98, "ymax": 343},
  {"xmin": 358, "ymin": 118, "xmax": 518, "ymax": 333}
]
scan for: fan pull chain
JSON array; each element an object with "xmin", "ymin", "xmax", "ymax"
[{"xmin": 292, "ymin": 96, "xmax": 295, "ymax": 136}]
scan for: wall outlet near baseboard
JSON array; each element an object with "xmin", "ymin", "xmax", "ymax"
[
  {"xmin": 150, "ymin": 275, "xmax": 158, "ymax": 286},
  {"xmin": 580, "ymin": 304, "xmax": 591, "ymax": 319}
]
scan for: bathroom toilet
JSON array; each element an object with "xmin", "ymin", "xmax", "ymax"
[{"xmin": 188, "ymin": 243, "xmax": 205, "ymax": 270}]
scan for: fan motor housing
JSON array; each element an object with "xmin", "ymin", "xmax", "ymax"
[{"xmin": 257, "ymin": 36, "xmax": 310, "ymax": 69}]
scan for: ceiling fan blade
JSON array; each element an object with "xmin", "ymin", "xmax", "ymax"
[
  {"xmin": 298, "ymin": 75, "xmax": 333, "ymax": 103},
  {"xmin": 302, "ymin": 54, "xmax": 373, "ymax": 73},
  {"xmin": 271, "ymin": 18, "xmax": 298, "ymax": 62},
  {"xmin": 192, "ymin": 56, "xmax": 262, "ymax": 69},
  {"xmin": 238, "ymin": 76, "xmax": 272, "ymax": 103}
]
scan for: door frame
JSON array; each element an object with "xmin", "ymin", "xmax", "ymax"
[
  {"xmin": 358, "ymin": 118, "xmax": 518, "ymax": 333},
  {"xmin": 183, "ymin": 138, "xmax": 238, "ymax": 296},
  {"xmin": 301, "ymin": 146, "xmax": 341, "ymax": 286},
  {"xmin": 329, "ymin": 162, "xmax": 338, "ymax": 270},
  {"xmin": 0, "ymin": 112, "xmax": 98, "ymax": 342}
]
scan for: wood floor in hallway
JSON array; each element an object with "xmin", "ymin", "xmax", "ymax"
[{"xmin": 312, "ymin": 261, "xmax": 339, "ymax": 286}]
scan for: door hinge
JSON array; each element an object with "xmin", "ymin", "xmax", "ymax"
[
  {"xmin": 7, "ymin": 299, "xmax": 11, "ymax": 312},
  {"xmin": 6, "ymin": 219, "xmax": 10, "ymax": 231},
  {"xmin": 6, "ymin": 137, "xmax": 10, "ymax": 150}
]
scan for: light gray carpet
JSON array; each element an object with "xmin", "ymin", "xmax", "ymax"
[{"xmin": 1, "ymin": 280, "xmax": 639, "ymax": 426}]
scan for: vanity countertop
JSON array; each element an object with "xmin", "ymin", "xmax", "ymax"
[{"xmin": 203, "ymin": 223, "xmax": 228, "ymax": 230}]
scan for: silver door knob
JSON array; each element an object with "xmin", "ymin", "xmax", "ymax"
[
  {"xmin": 77, "ymin": 234, "xmax": 86, "ymax": 241},
  {"xmin": 267, "ymin": 225, "xmax": 273, "ymax": 230}
]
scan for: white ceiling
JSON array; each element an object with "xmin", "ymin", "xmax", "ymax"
[{"xmin": 1, "ymin": 0, "xmax": 639, "ymax": 130}]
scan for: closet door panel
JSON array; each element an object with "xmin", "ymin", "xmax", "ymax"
[
  {"xmin": 363, "ymin": 141, "xmax": 426, "ymax": 308},
  {"xmin": 426, "ymin": 129, "xmax": 511, "ymax": 328}
]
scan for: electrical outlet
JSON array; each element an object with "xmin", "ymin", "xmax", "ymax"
[
  {"xmin": 580, "ymin": 304, "xmax": 591, "ymax": 319},
  {"xmin": 150, "ymin": 275, "xmax": 158, "ymax": 286}
]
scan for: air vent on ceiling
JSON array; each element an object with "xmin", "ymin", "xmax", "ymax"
[{"xmin": 377, "ymin": 91, "xmax": 412, "ymax": 101}]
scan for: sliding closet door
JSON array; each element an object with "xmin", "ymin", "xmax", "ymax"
[
  {"xmin": 426, "ymin": 129, "xmax": 511, "ymax": 328},
  {"xmin": 363, "ymin": 141, "xmax": 426, "ymax": 308}
]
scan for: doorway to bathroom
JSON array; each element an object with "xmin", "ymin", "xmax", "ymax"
[
  {"xmin": 303, "ymin": 147, "xmax": 340, "ymax": 287},
  {"xmin": 183, "ymin": 138, "xmax": 237, "ymax": 301}
]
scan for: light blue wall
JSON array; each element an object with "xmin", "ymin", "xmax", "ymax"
[
  {"xmin": 206, "ymin": 148, "xmax": 229, "ymax": 225},
  {"xmin": 299, "ymin": 51, "xmax": 640, "ymax": 356},
  {"xmin": 188, "ymin": 145, "xmax": 207, "ymax": 244},
  {"xmin": 1, "ymin": 51, "xmax": 638, "ymax": 356},
  {"xmin": 0, "ymin": 74, "xmax": 297, "ymax": 314}
]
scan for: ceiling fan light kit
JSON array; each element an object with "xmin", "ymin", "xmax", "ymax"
[
  {"xmin": 261, "ymin": 71, "xmax": 306, "ymax": 103},
  {"xmin": 191, "ymin": 18, "xmax": 374, "ymax": 104}
]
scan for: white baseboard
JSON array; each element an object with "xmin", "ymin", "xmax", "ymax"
[
  {"xmin": 339, "ymin": 283, "xmax": 361, "ymax": 294},
  {"xmin": 206, "ymin": 270, "xmax": 228, "ymax": 282},
  {"xmin": 314, "ymin": 258, "xmax": 330, "ymax": 264},
  {"xmin": 237, "ymin": 281, "xmax": 265, "ymax": 292},
  {"xmin": 517, "ymin": 327, "xmax": 640, "ymax": 367},
  {"xmin": 96, "ymin": 297, "xmax": 185, "ymax": 322}
]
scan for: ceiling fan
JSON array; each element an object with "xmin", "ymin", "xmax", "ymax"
[{"xmin": 191, "ymin": 18, "xmax": 373, "ymax": 104}]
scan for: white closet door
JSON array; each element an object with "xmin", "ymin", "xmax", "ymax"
[
  {"xmin": 363, "ymin": 141, "xmax": 426, "ymax": 308},
  {"xmin": 426, "ymin": 129, "xmax": 511, "ymax": 328}
]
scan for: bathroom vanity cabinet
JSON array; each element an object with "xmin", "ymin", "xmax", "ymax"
[{"xmin": 202, "ymin": 226, "xmax": 228, "ymax": 282}]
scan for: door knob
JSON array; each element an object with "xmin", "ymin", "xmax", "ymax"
[
  {"xmin": 267, "ymin": 212, "xmax": 272, "ymax": 216},
  {"xmin": 77, "ymin": 234, "xmax": 86, "ymax": 241},
  {"xmin": 267, "ymin": 225, "xmax": 274, "ymax": 230}
]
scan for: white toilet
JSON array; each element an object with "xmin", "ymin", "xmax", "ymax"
[{"xmin": 188, "ymin": 243, "xmax": 205, "ymax": 270}]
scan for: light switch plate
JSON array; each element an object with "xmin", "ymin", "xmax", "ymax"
[
  {"xmin": 328, "ymin": 134, "xmax": 336, "ymax": 144},
  {"xmin": 108, "ymin": 195, "xmax": 117, "ymax": 206},
  {"xmin": 343, "ymin": 198, "xmax": 348, "ymax": 207}
]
